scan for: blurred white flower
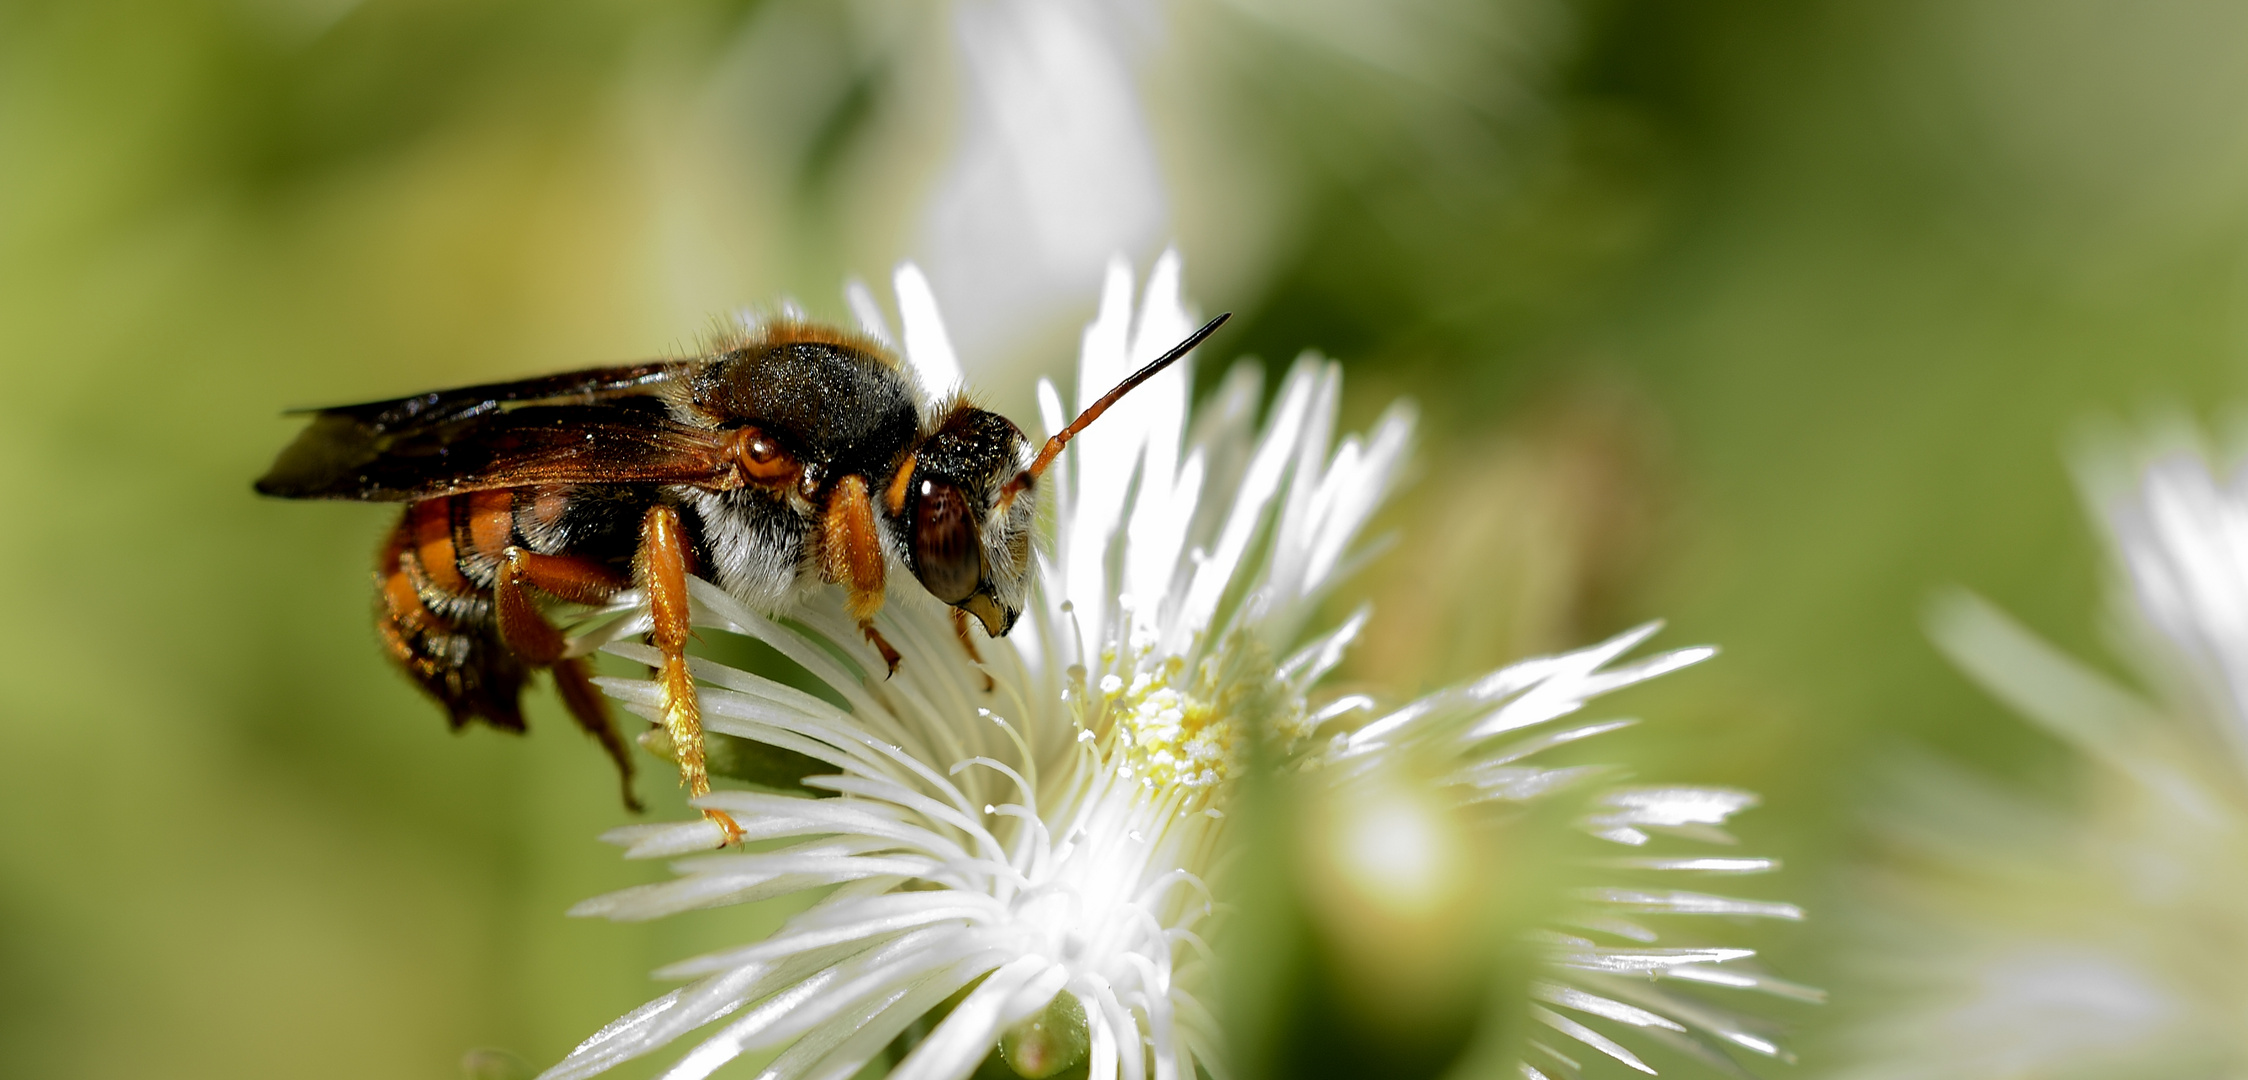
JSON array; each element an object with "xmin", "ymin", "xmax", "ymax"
[
  {"xmin": 909, "ymin": 0, "xmax": 1570, "ymax": 375},
  {"xmin": 1309, "ymin": 624, "xmax": 1817, "ymax": 1079},
  {"xmin": 919, "ymin": 0, "xmax": 1168, "ymax": 368},
  {"xmin": 2092, "ymin": 438, "xmax": 2248, "ymax": 765},
  {"xmin": 542, "ymin": 255, "xmax": 1805, "ymax": 1080},
  {"xmin": 1843, "ymin": 429, "xmax": 2248, "ymax": 1079}
]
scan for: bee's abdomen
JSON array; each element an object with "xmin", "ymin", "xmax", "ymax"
[{"xmin": 375, "ymin": 493, "xmax": 531, "ymax": 731}]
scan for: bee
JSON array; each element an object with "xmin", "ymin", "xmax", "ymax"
[{"xmin": 256, "ymin": 313, "xmax": 1228, "ymax": 842}]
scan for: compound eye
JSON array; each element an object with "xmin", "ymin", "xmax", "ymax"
[
  {"xmin": 733, "ymin": 427, "xmax": 800, "ymax": 484},
  {"xmin": 910, "ymin": 479, "xmax": 983, "ymax": 604}
]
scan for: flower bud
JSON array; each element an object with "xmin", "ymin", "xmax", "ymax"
[
  {"xmin": 999, "ymin": 993, "xmax": 1089, "ymax": 1078},
  {"xmin": 458, "ymin": 1048, "xmax": 533, "ymax": 1080},
  {"xmin": 637, "ymin": 727, "xmax": 824, "ymax": 793}
]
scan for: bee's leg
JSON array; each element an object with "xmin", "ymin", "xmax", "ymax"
[
  {"xmin": 380, "ymin": 512, "xmax": 529, "ymax": 732},
  {"xmin": 553, "ymin": 657, "xmax": 642, "ymax": 813},
  {"xmin": 642, "ymin": 504, "xmax": 744, "ymax": 846},
  {"xmin": 501, "ymin": 547, "xmax": 630, "ymax": 606},
  {"xmin": 414, "ymin": 496, "xmax": 535, "ymax": 719},
  {"xmin": 949, "ymin": 607, "xmax": 986, "ymax": 664},
  {"xmin": 493, "ymin": 548, "xmax": 642, "ymax": 812},
  {"xmin": 821, "ymin": 474, "xmax": 902, "ymax": 676},
  {"xmin": 950, "ymin": 608, "xmax": 994, "ymax": 693},
  {"xmin": 493, "ymin": 551, "xmax": 570, "ymax": 664},
  {"xmin": 861, "ymin": 623, "xmax": 903, "ymax": 676}
]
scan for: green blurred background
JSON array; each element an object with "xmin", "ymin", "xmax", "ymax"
[{"xmin": 6, "ymin": 0, "xmax": 2246, "ymax": 1076}]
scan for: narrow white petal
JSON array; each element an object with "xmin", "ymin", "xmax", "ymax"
[
  {"xmin": 597, "ymin": 818, "xmax": 733, "ymax": 860},
  {"xmin": 894, "ymin": 262, "xmax": 962, "ymax": 408},
  {"xmin": 1037, "ymin": 378, "xmax": 1068, "ymax": 441},
  {"xmin": 1473, "ymin": 720, "xmax": 1641, "ymax": 767},
  {"xmin": 1578, "ymin": 887, "xmax": 1804, "ymax": 920},
  {"xmin": 1083, "ymin": 1000, "xmax": 1119, "ymax": 1080},
  {"xmin": 1547, "ymin": 945, "xmax": 1759, "ymax": 974},
  {"xmin": 1456, "ymin": 764, "xmax": 1613, "ymax": 803},
  {"xmin": 1173, "ymin": 360, "xmax": 1317, "ymax": 646},
  {"xmin": 1578, "ymin": 972, "xmax": 1807, "ymax": 1058},
  {"xmin": 672, "ymin": 934, "xmax": 1007, "ymax": 1076},
  {"xmin": 844, "ymin": 277, "xmax": 895, "ymax": 346},
  {"xmin": 1281, "ymin": 604, "xmax": 1367, "ymax": 690},
  {"xmin": 1530, "ymin": 1005, "xmax": 1656, "ymax": 1074},
  {"xmin": 539, "ymin": 987, "xmax": 690, "ymax": 1080},
  {"xmin": 1591, "ymin": 856, "xmax": 1778, "ymax": 875},
  {"xmin": 1531, "ymin": 981, "xmax": 1686, "ymax": 1030},
  {"xmin": 1663, "ymin": 964, "xmax": 1827, "ymax": 1002},
  {"xmin": 996, "ymin": 962, "xmax": 1074, "ymax": 1026},
  {"xmin": 1088, "ymin": 980, "xmax": 1146, "ymax": 1080},
  {"xmin": 657, "ymin": 913, "xmax": 933, "ymax": 983},
  {"xmin": 540, "ymin": 963, "xmax": 777, "ymax": 1080},
  {"xmin": 762, "ymin": 957, "xmax": 993, "ymax": 1080},
  {"xmin": 1588, "ymin": 786, "xmax": 1760, "ymax": 828},
  {"xmin": 1930, "ymin": 588, "xmax": 2218, "ymax": 806},
  {"xmin": 574, "ymin": 871, "xmax": 843, "ymax": 923},
  {"xmin": 1558, "ymin": 915, "xmax": 1661, "ymax": 943},
  {"xmin": 890, "ymin": 955, "xmax": 1054, "ymax": 1080}
]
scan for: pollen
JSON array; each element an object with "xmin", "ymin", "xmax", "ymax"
[
  {"xmin": 1092, "ymin": 625, "xmax": 1312, "ymax": 792},
  {"xmin": 1096, "ymin": 638, "xmax": 1310, "ymax": 791},
  {"xmin": 1103, "ymin": 659, "xmax": 1234, "ymax": 790}
]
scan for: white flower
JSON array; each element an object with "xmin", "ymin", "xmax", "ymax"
[
  {"xmin": 1841, "ymin": 428, "xmax": 2248, "ymax": 1079},
  {"xmin": 918, "ymin": 0, "xmax": 1167, "ymax": 368},
  {"xmin": 1307, "ymin": 623, "xmax": 1818, "ymax": 1079},
  {"xmin": 542, "ymin": 254, "xmax": 1806, "ymax": 1080},
  {"xmin": 2091, "ymin": 436, "xmax": 2248, "ymax": 767}
]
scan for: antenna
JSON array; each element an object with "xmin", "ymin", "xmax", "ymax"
[{"xmin": 1000, "ymin": 312, "xmax": 1232, "ymax": 508}]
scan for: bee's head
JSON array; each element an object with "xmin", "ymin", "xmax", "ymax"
[
  {"xmin": 899, "ymin": 312, "xmax": 1232, "ymax": 639},
  {"xmin": 898, "ymin": 405, "xmax": 1034, "ymax": 637}
]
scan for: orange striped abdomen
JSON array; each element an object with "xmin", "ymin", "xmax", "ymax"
[{"xmin": 375, "ymin": 491, "xmax": 528, "ymax": 731}]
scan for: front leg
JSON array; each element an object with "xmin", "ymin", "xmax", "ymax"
[
  {"xmin": 641, "ymin": 503, "xmax": 745, "ymax": 846},
  {"xmin": 819, "ymin": 474, "xmax": 902, "ymax": 675},
  {"xmin": 948, "ymin": 608, "xmax": 994, "ymax": 693}
]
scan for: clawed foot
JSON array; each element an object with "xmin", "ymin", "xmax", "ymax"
[
  {"xmin": 949, "ymin": 609, "xmax": 995, "ymax": 692},
  {"xmin": 861, "ymin": 620, "xmax": 902, "ymax": 677}
]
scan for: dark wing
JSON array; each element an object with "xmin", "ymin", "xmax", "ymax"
[
  {"xmin": 258, "ymin": 392, "xmax": 737, "ymax": 502},
  {"xmin": 296, "ymin": 361, "xmax": 682, "ymax": 432}
]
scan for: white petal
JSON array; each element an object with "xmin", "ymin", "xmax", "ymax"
[
  {"xmin": 662, "ymin": 939, "xmax": 1003, "ymax": 1079},
  {"xmin": 1576, "ymin": 888, "xmax": 1804, "ymax": 920},
  {"xmin": 890, "ymin": 955, "xmax": 1054, "ymax": 1080},
  {"xmin": 1591, "ymin": 856, "xmax": 1778, "ymax": 875},
  {"xmin": 1530, "ymin": 1005, "xmax": 1655, "ymax": 1074},
  {"xmin": 1531, "ymin": 981, "xmax": 1687, "ymax": 1030},
  {"xmin": 1547, "ymin": 945, "xmax": 1759, "ymax": 974},
  {"xmin": 894, "ymin": 262, "xmax": 962, "ymax": 410},
  {"xmin": 844, "ymin": 277, "xmax": 894, "ymax": 346},
  {"xmin": 1588, "ymin": 787, "xmax": 1760, "ymax": 829},
  {"xmin": 1172, "ymin": 359, "xmax": 1318, "ymax": 648},
  {"xmin": 758, "ymin": 957, "xmax": 991, "ymax": 1080},
  {"xmin": 1663, "ymin": 964, "xmax": 1827, "ymax": 1002}
]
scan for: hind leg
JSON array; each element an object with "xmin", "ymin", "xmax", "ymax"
[
  {"xmin": 552, "ymin": 657, "xmax": 641, "ymax": 812},
  {"xmin": 378, "ymin": 516, "xmax": 530, "ymax": 732},
  {"xmin": 494, "ymin": 548, "xmax": 641, "ymax": 812}
]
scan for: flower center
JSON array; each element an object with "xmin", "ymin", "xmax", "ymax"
[
  {"xmin": 1102, "ymin": 658, "xmax": 1234, "ymax": 790},
  {"xmin": 1094, "ymin": 632, "xmax": 1309, "ymax": 791}
]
